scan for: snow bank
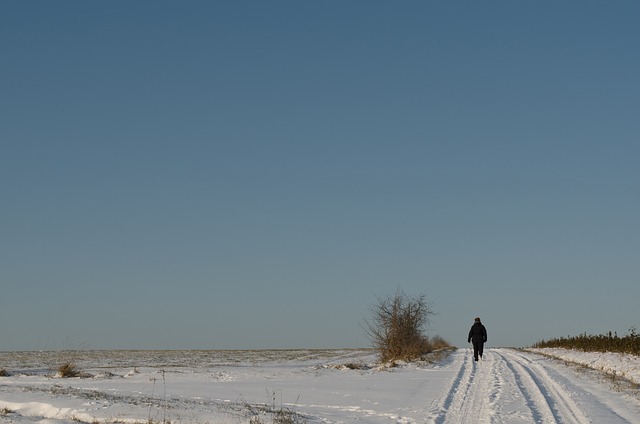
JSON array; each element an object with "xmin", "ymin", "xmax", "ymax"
[
  {"xmin": 0, "ymin": 400, "xmax": 94, "ymax": 424},
  {"xmin": 529, "ymin": 348, "xmax": 640, "ymax": 385}
]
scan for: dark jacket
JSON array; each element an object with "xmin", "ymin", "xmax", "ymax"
[{"xmin": 468, "ymin": 322, "xmax": 487, "ymax": 344}]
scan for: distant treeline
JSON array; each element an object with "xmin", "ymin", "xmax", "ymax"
[{"xmin": 533, "ymin": 327, "xmax": 640, "ymax": 356}]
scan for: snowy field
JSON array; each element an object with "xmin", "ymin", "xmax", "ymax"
[{"xmin": 1, "ymin": 348, "xmax": 639, "ymax": 423}]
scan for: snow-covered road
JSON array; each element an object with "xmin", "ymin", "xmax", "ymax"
[
  {"xmin": 429, "ymin": 349, "xmax": 639, "ymax": 423},
  {"xmin": 1, "ymin": 348, "xmax": 639, "ymax": 423}
]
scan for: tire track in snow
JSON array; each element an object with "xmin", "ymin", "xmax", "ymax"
[
  {"xmin": 428, "ymin": 348, "xmax": 627, "ymax": 424},
  {"xmin": 429, "ymin": 349, "xmax": 500, "ymax": 423},
  {"xmin": 501, "ymin": 349, "xmax": 640, "ymax": 423},
  {"xmin": 492, "ymin": 350, "xmax": 551, "ymax": 423},
  {"xmin": 495, "ymin": 349, "xmax": 590, "ymax": 424}
]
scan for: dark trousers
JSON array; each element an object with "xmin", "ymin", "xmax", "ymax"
[{"xmin": 472, "ymin": 342, "xmax": 484, "ymax": 360}]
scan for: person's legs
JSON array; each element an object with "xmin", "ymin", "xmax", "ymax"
[
  {"xmin": 478, "ymin": 342, "xmax": 484, "ymax": 359},
  {"xmin": 472, "ymin": 342, "xmax": 479, "ymax": 361}
]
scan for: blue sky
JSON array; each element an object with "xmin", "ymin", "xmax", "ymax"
[{"xmin": 2, "ymin": 1, "xmax": 639, "ymax": 351}]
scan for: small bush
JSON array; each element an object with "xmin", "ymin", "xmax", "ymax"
[
  {"xmin": 58, "ymin": 362, "xmax": 81, "ymax": 378},
  {"xmin": 0, "ymin": 369, "xmax": 10, "ymax": 377}
]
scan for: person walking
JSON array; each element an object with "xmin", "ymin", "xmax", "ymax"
[{"xmin": 468, "ymin": 317, "xmax": 487, "ymax": 361}]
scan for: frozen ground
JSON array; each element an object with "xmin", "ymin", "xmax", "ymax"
[{"xmin": 1, "ymin": 348, "xmax": 639, "ymax": 423}]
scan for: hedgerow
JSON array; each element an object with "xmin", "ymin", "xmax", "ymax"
[{"xmin": 533, "ymin": 327, "xmax": 640, "ymax": 356}]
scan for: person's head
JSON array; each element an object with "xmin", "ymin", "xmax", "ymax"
[{"xmin": 474, "ymin": 317, "xmax": 481, "ymax": 323}]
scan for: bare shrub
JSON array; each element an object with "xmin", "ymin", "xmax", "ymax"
[
  {"xmin": 430, "ymin": 335, "xmax": 451, "ymax": 351},
  {"xmin": 58, "ymin": 362, "xmax": 81, "ymax": 378},
  {"xmin": 363, "ymin": 289, "xmax": 435, "ymax": 362}
]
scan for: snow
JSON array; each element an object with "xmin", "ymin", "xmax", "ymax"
[
  {"xmin": 529, "ymin": 347, "xmax": 640, "ymax": 386},
  {"xmin": 1, "ymin": 348, "xmax": 639, "ymax": 423}
]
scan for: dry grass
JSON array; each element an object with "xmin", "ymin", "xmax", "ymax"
[
  {"xmin": 243, "ymin": 390, "xmax": 308, "ymax": 424},
  {"xmin": 58, "ymin": 361, "xmax": 81, "ymax": 378}
]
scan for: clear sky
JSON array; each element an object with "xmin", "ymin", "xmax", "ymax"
[{"xmin": 2, "ymin": 1, "xmax": 639, "ymax": 351}]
